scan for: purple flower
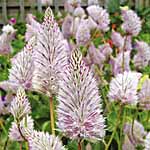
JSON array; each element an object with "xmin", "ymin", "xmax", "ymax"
[
  {"xmin": 32, "ymin": 7, "xmax": 68, "ymax": 97},
  {"xmin": 28, "ymin": 131, "xmax": 65, "ymax": 150},
  {"xmin": 138, "ymin": 78, "xmax": 150, "ymax": 110},
  {"xmin": 110, "ymin": 51, "xmax": 131, "ymax": 75},
  {"xmin": 122, "ymin": 136, "xmax": 135, "ymax": 150},
  {"xmin": 2, "ymin": 37, "xmax": 35, "ymax": 91},
  {"xmin": 86, "ymin": 16, "xmax": 97, "ymax": 30},
  {"xmin": 62, "ymin": 15, "xmax": 73, "ymax": 39},
  {"xmin": 9, "ymin": 18, "xmax": 17, "ymax": 25},
  {"xmin": 87, "ymin": 5, "xmax": 110, "ymax": 32},
  {"xmin": 133, "ymin": 40, "xmax": 150, "ymax": 69},
  {"xmin": 10, "ymin": 87, "xmax": 31, "ymax": 121},
  {"xmin": 57, "ymin": 49, "xmax": 105, "ymax": 140},
  {"xmin": 123, "ymin": 120, "xmax": 146, "ymax": 146},
  {"xmin": 76, "ymin": 19, "xmax": 91, "ymax": 45},
  {"xmin": 108, "ymin": 71, "xmax": 141, "ymax": 105},
  {"xmin": 9, "ymin": 115, "xmax": 34, "ymax": 141},
  {"xmin": 145, "ymin": 132, "xmax": 150, "ymax": 150},
  {"xmin": 98, "ymin": 43, "xmax": 112, "ymax": 58},
  {"xmin": 73, "ymin": 7, "xmax": 86, "ymax": 18},
  {"xmin": 121, "ymin": 9, "xmax": 141, "ymax": 36},
  {"xmin": 111, "ymin": 30, "xmax": 124, "ymax": 48}
]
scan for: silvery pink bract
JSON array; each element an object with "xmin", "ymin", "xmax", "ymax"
[
  {"xmin": 76, "ymin": 19, "xmax": 91, "ymax": 46},
  {"xmin": 28, "ymin": 131, "xmax": 65, "ymax": 150},
  {"xmin": 138, "ymin": 78, "xmax": 150, "ymax": 110},
  {"xmin": 32, "ymin": 7, "xmax": 68, "ymax": 97},
  {"xmin": 57, "ymin": 49, "xmax": 105, "ymax": 140},
  {"xmin": 121, "ymin": 9, "xmax": 141, "ymax": 36},
  {"xmin": 145, "ymin": 132, "xmax": 150, "ymax": 150},
  {"xmin": 0, "ymin": 24, "xmax": 16, "ymax": 55},
  {"xmin": 133, "ymin": 40, "xmax": 150, "ymax": 69},
  {"xmin": 1, "ymin": 37, "xmax": 35, "ymax": 91},
  {"xmin": 123, "ymin": 120, "xmax": 146, "ymax": 146},
  {"xmin": 9, "ymin": 115, "xmax": 34, "ymax": 141},
  {"xmin": 110, "ymin": 51, "xmax": 130, "ymax": 75},
  {"xmin": 87, "ymin": 5, "xmax": 110, "ymax": 32},
  {"xmin": 10, "ymin": 87, "xmax": 31, "ymax": 121},
  {"xmin": 108, "ymin": 71, "xmax": 141, "ymax": 105}
]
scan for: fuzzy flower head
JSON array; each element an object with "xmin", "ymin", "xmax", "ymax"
[
  {"xmin": 110, "ymin": 51, "xmax": 131, "ymax": 76},
  {"xmin": 9, "ymin": 115, "xmax": 34, "ymax": 141},
  {"xmin": 108, "ymin": 71, "xmax": 141, "ymax": 105},
  {"xmin": 2, "ymin": 24, "xmax": 16, "ymax": 34},
  {"xmin": 111, "ymin": 30, "xmax": 124, "ymax": 48},
  {"xmin": 73, "ymin": 7, "xmax": 86, "ymax": 18},
  {"xmin": 87, "ymin": 5, "xmax": 110, "ymax": 32},
  {"xmin": 7, "ymin": 37, "xmax": 35, "ymax": 91},
  {"xmin": 76, "ymin": 20, "xmax": 91, "ymax": 46},
  {"xmin": 138, "ymin": 78, "xmax": 150, "ymax": 110},
  {"xmin": 57, "ymin": 49, "xmax": 105, "ymax": 140},
  {"xmin": 145, "ymin": 132, "xmax": 150, "ymax": 150},
  {"xmin": 124, "ymin": 120, "xmax": 146, "ymax": 145},
  {"xmin": 10, "ymin": 87, "xmax": 31, "ymax": 121},
  {"xmin": 121, "ymin": 9, "xmax": 141, "ymax": 36},
  {"xmin": 133, "ymin": 40, "xmax": 150, "ymax": 69},
  {"xmin": 28, "ymin": 131, "xmax": 65, "ymax": 150},
  {"xmin": 32, "ymin": 7, "xmax": 68, "ymax": 97}
]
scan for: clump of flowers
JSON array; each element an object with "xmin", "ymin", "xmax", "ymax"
[
  {"xmin": 108, "ymin": 71, "xmax": 141, "ymax": 105},
  {"xmin": 87, "ymin": 5, "xmax": 110, "ymax": 32},
  {"xmin": 57, "ymin": 49, "xmax": 105, "ymax": 140},
  {"xmin": 76, "ymin": 20, "xmax": 91, "ymax": 46},
  {"xmin": 121, "ymin": 9, "xmax": 141, "ymax": 36}
]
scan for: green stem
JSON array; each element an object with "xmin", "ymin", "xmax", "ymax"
[
  {"xmin": 78, "ymin": 139, "xmax": 82, "ymax": 150},
  {"xmin": 105, "ymin": 105, "xmax": 123, "ymax": 150},
  {"xmin": 50, "ymin": 96, "xmax": 55, "ymax": 135}
]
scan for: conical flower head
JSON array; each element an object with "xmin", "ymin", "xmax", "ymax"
[
  {"xmin": 32, "ymin": 7, "xmax": 68, "ymax": 97},
  {"xmin": 28, "ymin": 131, "xmax": 65, "ymax": 150},
  {"xmin": 108, "ymin": 71, "xmax": 141, "ymax": 105},
  {"xmin": 57, "ymin": 49, "xmax": 105, "ymax": 140},
  {"xmin": 9, "ymin": 115, "xmax": 34, "ymax": 141},
  {"xmin": 6, "ymin": 37, "xmax": 35, "ymax": 91},
  {"xmin": 10, "ymin": 87, "xmax": 31, "ymax": 121}
]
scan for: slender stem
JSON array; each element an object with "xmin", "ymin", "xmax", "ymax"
[
  {"xmin": 50, "ymin": 96, "xmax": 55, "ymax": 135},
  {"xmin": 122, "ymin": 35, "xmax": 128, "ymax": 72},
  {"xmin": 78, "ymin": 139, "xmax": 82, "ymax": 150},
  {"xmin": 3, "ymin": 136, "xmax": 9, "ymax": 150},
  {"xmin": 105, "ymin": 105, "xmax": 123, "ymax": 150},
  {"xmin": 25, "ymin": 142, "xmax": 28, "ymax": 150},
  {"xmin": 146, "ymin": 110, "xmax": 150, "ymax": 123},
  {"xmin": 20, "ymin": 142, "xmax": 22, "ymax": 150}
]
